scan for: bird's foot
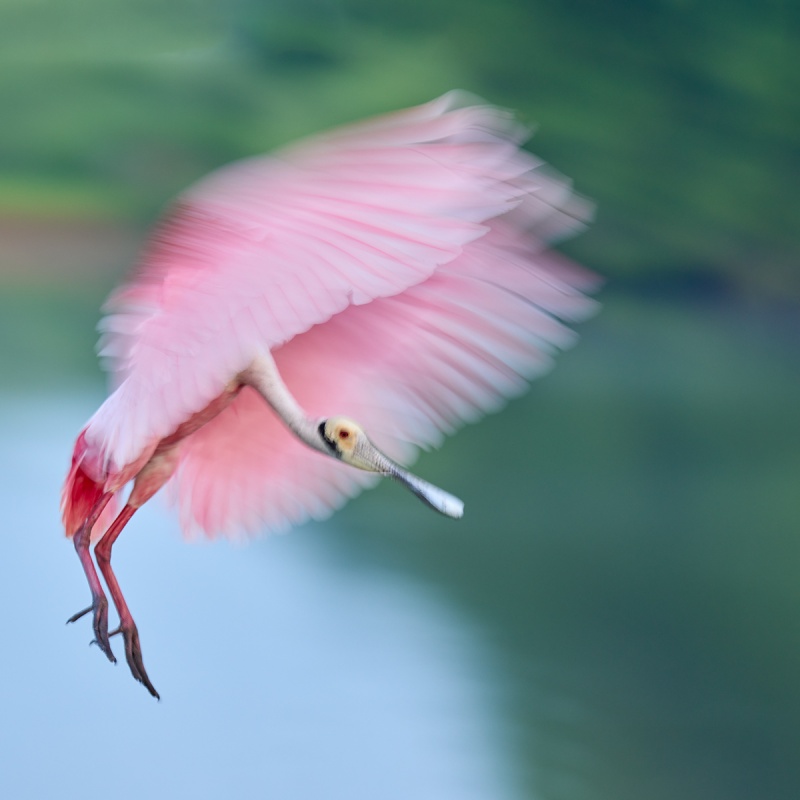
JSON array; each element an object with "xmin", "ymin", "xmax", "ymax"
[
  {"xmin": 67, "ymin": 596, "xmax": 116, "ymax": 664},
  {"xmin": 109, "ymin": 621, "xmax": 160, "ymax": 700}
]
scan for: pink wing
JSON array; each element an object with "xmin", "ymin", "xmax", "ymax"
[
  {"xmin": 89, "ymin": 93, "xmax": 555, "ymax": 471},
  {"xmin": 174, "ymin": 221, "xmax": 597, "ymax": 538},
  {"xmin": 91, "ymin": 92, "xmax": 595, "ymax": 536}
]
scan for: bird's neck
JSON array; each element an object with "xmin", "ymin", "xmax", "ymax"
[{"xmin": 240, "ymin": 352, "xmax": 325, "ymax": 453}]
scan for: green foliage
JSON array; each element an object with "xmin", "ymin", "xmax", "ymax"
[{"xmin": 0, "ymin": 0, "xmax": 797, "ymax": 298}]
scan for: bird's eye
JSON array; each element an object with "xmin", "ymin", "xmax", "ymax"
[{"xmin": 339, "ymin": 430, "xmax": 350, "ymax": 440}]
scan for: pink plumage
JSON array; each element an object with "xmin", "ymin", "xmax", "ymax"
[{"xmin": 62, "ymin": 92, "xmax": 596, "ymax": 697}]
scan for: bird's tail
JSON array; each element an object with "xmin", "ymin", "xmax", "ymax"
[{"xmin": 61, "ymin": 429, "xmax": 115, "ymax": 538}]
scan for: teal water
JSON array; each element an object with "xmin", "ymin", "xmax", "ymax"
[
  {"xmin": 1, "ymin": 293, "xmax": 798, "ymax": 800},
  {"xmin": 328, "ymin": 294, "xmax": 800, "ymax": 800}
]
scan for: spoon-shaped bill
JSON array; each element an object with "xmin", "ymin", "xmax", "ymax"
[
  {"xmin": 388, "ymin": 466, "xmax": 465, "ymax": 519},
  {"xmin": 348, "ymin": 432, "xmax": 464, "ymax": 519}
]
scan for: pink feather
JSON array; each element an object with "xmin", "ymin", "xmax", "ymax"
[{"xmin": 69, "ymin": 91, "xmax": 596, "ymax": 539}]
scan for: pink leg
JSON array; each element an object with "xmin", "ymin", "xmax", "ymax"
[
  {"xmin": 94, "ymin": 504, "xmax": 160, "ymax": 699},
  {"xmin": 66, "ymin": 493, "xmax": 116, "ymax": 663},
  {"xmin": 91, "ymin": 449, "xmax": 178, "ymax": 698}
]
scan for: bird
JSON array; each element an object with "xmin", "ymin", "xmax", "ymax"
[{"xmin": 61, "ymin": 91, "xmax": 597, "ymax": 698}]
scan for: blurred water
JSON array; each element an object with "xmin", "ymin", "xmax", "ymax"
[
  {"xmin": 3, "ymin": 297, "xmax": 799, "ymax": 800},
  {"xmin": 0, "ymin": 390, "xmax": 521, "ymax": 800}
]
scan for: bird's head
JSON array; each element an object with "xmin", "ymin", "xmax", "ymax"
[
  {"xmin": 317, "ymin": 416, "xmax": 377, "ymax": 470},
  {"xmin": 316, "ymin": 415, "xmax": 464, "ymax": 519}
]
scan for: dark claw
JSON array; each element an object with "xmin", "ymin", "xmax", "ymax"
[
  {"xmin": 68, "ymin": 597, "xmax": 116, "ymax": 663},
  {"xmin": 66, "ymin": 605, "xmax": 92, "ymax": 624},
  {"xmin": 108, "ymin": 623, "xmax": 159, "ymax": 699}
]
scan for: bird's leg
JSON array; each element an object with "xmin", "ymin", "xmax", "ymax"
[
  {"xmin": 67, "ymin": 492, "xmax": 116, "ymax": 663},
  {"xmin": 94, "ymin": 503, "xmax": 160, "ymax": 699},
  {"xmin": 90, "ymin": 449, "xmax": 178, "ymax": 698}
]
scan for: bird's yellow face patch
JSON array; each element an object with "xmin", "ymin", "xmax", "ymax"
[{"xmin": 323, "ymin": 417, "xmax": 361, "ymax": 458}]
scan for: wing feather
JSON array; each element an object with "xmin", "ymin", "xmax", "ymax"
[
  {"xmin": 173, "ymin": 220, "xmax": 597, "ymax": 537},
  {"xmin": 90, "ymin": 93, "xmax": 546, "ymax": 470},
  {"xmin": 87, "ymin": 93, "xmax": 595, "ymax": 534}
]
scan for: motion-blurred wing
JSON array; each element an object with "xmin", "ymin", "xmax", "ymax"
[
  {"xmin": 173, "ymin": 220, "xmax": 597, "ymax": 538},
  {"xmin": 90, "ymin": 93, "xmax": 567, "ymax": 471}
]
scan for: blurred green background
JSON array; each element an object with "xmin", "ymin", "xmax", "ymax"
[{"xmin": 1, "ymin": 1, "xmax": 798, "ymax": 799}]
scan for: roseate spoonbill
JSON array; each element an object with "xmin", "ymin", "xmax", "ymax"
[{"xmin": 62, "ymin": 92, "xmax": 596, "ymax": 698}]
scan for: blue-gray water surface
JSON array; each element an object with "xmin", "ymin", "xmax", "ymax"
[
  {"xmin": 3, "ymin": 294, "xmax": 799, "ymax": 800},
  {"xmin": 0, "ymin": 391, "xmax": 520, "ymax": 800}
]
